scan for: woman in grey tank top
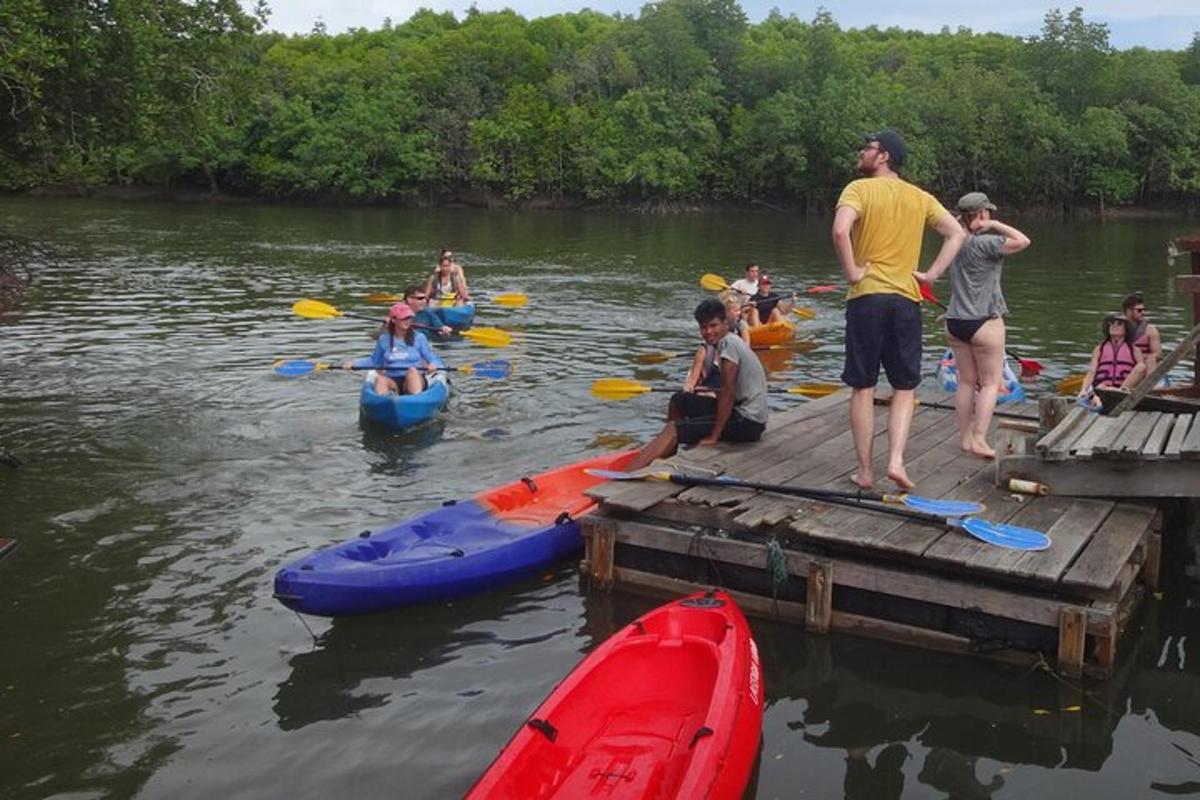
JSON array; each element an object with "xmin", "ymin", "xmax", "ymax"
[{"xmin": 943, "ymin": 192, "xmax": 1031, "ymax": 459}]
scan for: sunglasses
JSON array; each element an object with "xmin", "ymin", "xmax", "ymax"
[{"xmin": 411, "ymin": 295, "xmax": 427, "ymax": 300}]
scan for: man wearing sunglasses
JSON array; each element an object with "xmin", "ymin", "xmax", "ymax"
[
  {"xmin": 403, "ymin": 284, "xmax": 453, "ymax": 339},
  {"xmin": 1122, "ymin": 292, "xmax": 1161, "ymax": 374},
  {"xmin": 831, "ymin": 129, "xmax": 964, "ymax": 491}
]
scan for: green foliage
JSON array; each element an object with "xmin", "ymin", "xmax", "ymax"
[{"xmin": 3, "ymin": 2, "xmax": 1199, "ymax": 209}]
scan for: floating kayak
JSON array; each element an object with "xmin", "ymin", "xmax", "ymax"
[
  {"xmin": 466, "ymin": 590, "xmax": 763, "ymax": 799},
  {"xmin": 436, "ymin": 302, "xmax": 476, "ymax": 329},
  {"xmin": 748, "ymin": 320, "xmax": 795, "ymax": 347},
  {"xmin": 273, "ymin": 449, "xmax": 637, "ymax": 616},
  {"xmin": 358, "ymin": 369, "xmax": 450, "ymax": 430},
  {"xmin": 937, "ymin": 348, "xmax": 1026, "ymax": 403}
]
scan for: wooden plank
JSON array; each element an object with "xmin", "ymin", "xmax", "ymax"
[
  {"xmin": 1058, "ymin": 607, "xmax": 1087, "ymax": 678},
  {"xmin": 607, "ymin": 565, "xmax": 1040, "ymax": 669},
  {"xmin": 1070, "ymin": 415, "xmax": 1122, "ymax": 459},
  {"xmin": 1109, "ymin": 412, "xmax": 1161, "ymax": 459},
  {"xmin": 1109, "ymin": 321, "xmax": 1200, "ymax": 416},
  {"xmin": 1181, "ymin": 415, "xmax": 1200, "ymax": 459},
  {"xmin": 604, "ymin": 517, "xmax": 1109, "ymax": 631},
  {"xmin": 1061, "ymin": 502, "xmax": 1157, "ymax": 590},
  {"xmin": 1140, "ymin": 413, "xmax": 1177, "ymax": 459},
  {"xmin": 806, "ymin": 562, "xmax": 833, "ymax": 633},
  {"xmin": 1035, "ymin": 405, "xmax": 1089, "ymax": 457},
  {"xmin": 1046, "ymin": 413, "xmax": 1100, "ymax": 462},
  {"xmin": 996, "ymin": 455, "xmax": 1200, "ymax": 498},
  {"xmin": 1163, "ymin": 415, "xmax": 1191, "ymax": 460},
  {"xmin": 1175, "ymin": 274, "xmax": 1200, "ymax": 294},
  {"xmin": 585, "ymin": 517, "xmax": 616, "ymax": 589},
  {"xmin": 1089, "ymin": 412, "xmax": 1139, "ymax": 456},
  {"xmin": 1007, "ymin": 498, "xmax": 1115, "ymax": 583}
]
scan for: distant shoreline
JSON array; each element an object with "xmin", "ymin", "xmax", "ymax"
[{"xmin": 11, "ymin": 184, "xmax": 1200, "ymax": 219}]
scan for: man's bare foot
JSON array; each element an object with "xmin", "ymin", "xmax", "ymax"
[
  {"xmin": 849, "ymin": 471, "xmax": 873, "ymax": 490},
  {"xmin": 887, "ymin": 466, "xmax": 915, "ymax": 490}
]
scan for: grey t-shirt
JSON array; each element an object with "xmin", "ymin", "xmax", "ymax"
[
  {"xmin": 947, "ymin": 233, "xmax": 1007, "ymax": 320},
  {"xmin": 717, "ymin": 332, "xmax": 769, "ymax": 424}
]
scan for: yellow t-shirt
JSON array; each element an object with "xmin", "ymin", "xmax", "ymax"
[{"xmin": 837, "ymin": 177, "xmax": 949, "ymax": 302}]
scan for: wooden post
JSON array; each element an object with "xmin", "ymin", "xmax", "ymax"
[
  {"xmin": 1144, "ymin": 512, "xmax": 1163, "ymax": 592},
  {"xmin": 1058, "ymin": 607, "xmax": 1087, "ymax": 678},
  {"xmin": 805, "ymin": 561, "xmax": 833, "ymax": 634},
  {"xmin": 1093, "ymin": 616, "xmax": 1118, "ymax": 675},
  {"xmin": 588, "ymin": 517, "xmax": 617, "ymax": 590},
  {"xmin": 1039, "ymin": 397, "xmax": 1072, "ymax": 437},
  {"xmin": 1172, "ymin": 235, "xmax": 1200, "ymax": 386}
]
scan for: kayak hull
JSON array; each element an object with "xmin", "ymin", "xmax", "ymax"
[
  {"xmin": 437, "ymin": 302, "xmax": 476, "ymax": 329},
  {"xmin": 273, "ymin": 450, "xmax": 637, "ymax": 616},
  {"xmin": 748, "ymin": 320, "xmax": 794, "ymax": 347},
  {"xmin": 937, "ymin": 348, "xmax": 1026, "ymax": 403},
  {"xmin": 358, "ymin": 370, "xmax": 450, "ymax": 430},
  {"xmin": 466, "ymin": 590, "xmax": 764, "ymax": 799}
]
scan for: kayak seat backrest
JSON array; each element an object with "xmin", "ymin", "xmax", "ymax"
[
  {"xmin": 639, "ymin": 607, "xmax": 728, "ymax": 646},
  {"xmin": 338, "ymin": 539, "xmax": 392, "ymax": 562}
]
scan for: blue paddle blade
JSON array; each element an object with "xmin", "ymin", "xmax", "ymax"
[
  {"xmin": 468, "ymin": 359, "xmax": 512, "ymax": 379},
  {"xmin": 952, "ymin": 517, "xmax": 1051, "ymax": 551},
  {"xmin": 274, "ymin": 360, "xmax": 318, "ymax": 377},
  {"xmin": 901, "ymin": 495, "xmax": 985, "ymax": 517}
]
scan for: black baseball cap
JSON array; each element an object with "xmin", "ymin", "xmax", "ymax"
[{"xmin": 864, "ymin": 130, "xmax": 907, "ymax": 167}]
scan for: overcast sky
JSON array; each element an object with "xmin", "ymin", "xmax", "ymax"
[{"xmin": 247, "ymin": 1, "xmax": 1199, "ymax": 49}]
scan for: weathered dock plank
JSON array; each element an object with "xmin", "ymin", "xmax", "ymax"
[{"xmin": 1060, "ymin": 502, "xmax": 1157, "ymax": 591}]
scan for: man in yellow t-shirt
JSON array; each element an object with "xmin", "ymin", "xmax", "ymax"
[{"xmin": 831, "ymin": 130, "xmax": 964, "ymax": 490}]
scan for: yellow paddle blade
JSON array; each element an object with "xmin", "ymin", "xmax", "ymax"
[
  {"xmin": 592, "ymin": 378, "xmax": 653, "ymax": 400},
  {"xmin": 364, "ymin": 293, "xmax": 401, "ymax": 304},
  {"xmin": 492, "ymin": 293, "xmax": 528, "ymax": 307},
  {"xmin": 792, "ymin": 306, "xmax": 817, "ymax": 321},
  {"xmin": 458, "ymin": 326, "xmax": 512, "ymax": 347},
  {"xmin": 634, "ymin": 352, "xmax": 676, "ymax": 365},
  {"xmin": 785, "ymin": 383, "xmax": 842, "ymax": 398},
  {"xmin": 292, "ymin": 299, "xmax": 343, "ymax": 320},
  {"xmin": 700, "ymin": 273, "xmax": 730, "ymax": 292},
  {"xmin": 1058, "ymin": 374, "xmax": 1085, "ymax": 395}
]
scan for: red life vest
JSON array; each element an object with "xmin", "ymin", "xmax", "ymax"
[
  {"xmin": 1094, "ymin": 340, "xmax": 1136, "ymax": 387},
  {"xmin": 1130, "ymin": 319, "xmax": 1152, "ymax": 356}
]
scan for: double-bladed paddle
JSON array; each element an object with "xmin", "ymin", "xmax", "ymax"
[
  {"xmin": 584, "ymin": 469, "xmax": 1049, "ymax": 551},
  {"xmin": 698, "ymin": 273, "xmax": 821, "ymax": 320},
  {"xmin": 273, "ymin": 358, "xmax": 512, "ymax": 379},
  {"xmin": 591, "ymin": 377, "xmax": 841, "ymax": 401},
  {"xmin": 364, "ymin": 291, "xmax": 528, "ymax": 307},
  {"xmin": 919, "ymin": 284, "xmax": 1044, "ymax": 377},
  {"xmin": 291, "ymin": 299, "xmax": 513, "ymax": 347}
]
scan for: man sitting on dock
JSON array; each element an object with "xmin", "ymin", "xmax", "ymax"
[{"xmin": 625, "ymin": 299, "xmax": 768, "ymax": 471}]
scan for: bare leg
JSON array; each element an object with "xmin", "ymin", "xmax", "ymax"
[
  {"xmin": 625, "ymin": 421, "xmax": 681, "ymax": 472},
  {"xmin": 849, "ymin": 387, "xmax": 876, "ymax": 489},
  {"xmin": 747, "ymin": 307, "xmax": 763, "ymax": 327},
  {"xmin": 946, "ymin": 330, "xmax": 977, "ymax": 452},
  {"xmin": 768, "ymin": 307, "xmax": 786, "ymax": 324},
  {"xmin": 968, "ymin": 320, "xmax": 1005, "ymax": 459},
  {"xmin": 1120, "ymin": 362, "xmax": 1148, "ymax": 390},
  {"xmin": 374, "ymin": 374, "xmax": 400, "ymax": 394},
  {"xmin": 886, "ymin": 389, "xmax": 916, "ymax": 490},
  {"xmin": 402, "ymin": 367, "xmax": 424, "ymax": 395}
]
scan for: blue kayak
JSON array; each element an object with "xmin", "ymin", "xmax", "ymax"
[
  {"xmin": 937, "ymin": 348, "xmax": 1026, "ymax": 403},
  {"xmin": 273, "ymin": 450, "xmax": 637, "ymax": 616},
  {"xmin": 436, "ymin": 303, "xmax": 476, "ymax": 329},
  {"xmin": 359, "ymin": 370, "xmax": 450, "ymax": 430}
]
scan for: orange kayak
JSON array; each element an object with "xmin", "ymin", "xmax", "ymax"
[{"xmin": 748, "ymin": 320, "xmax": 795, "ymax": 347}]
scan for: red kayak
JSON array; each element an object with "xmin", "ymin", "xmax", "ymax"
[{"xmin": 467, "ymin": 590, "xmax": 763, "ymax": 799}]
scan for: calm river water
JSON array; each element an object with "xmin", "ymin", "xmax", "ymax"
[{"xmin": 2, "ymin": 198, "xmax": 1199, "ymax": 799}]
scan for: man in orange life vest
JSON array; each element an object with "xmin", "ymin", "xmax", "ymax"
[{"xmin": 1122, "ymin": 292, "xmax": 1162, "ymax": 375}]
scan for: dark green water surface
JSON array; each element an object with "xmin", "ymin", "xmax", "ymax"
[{"xmin": 2, "ymin": 198, "xmax": 1200, "ymax": 799}]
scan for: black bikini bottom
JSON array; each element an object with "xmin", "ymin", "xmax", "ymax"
[{"xmin": 946, "ymin": 317, "xmax": 990, "ymax": 344}]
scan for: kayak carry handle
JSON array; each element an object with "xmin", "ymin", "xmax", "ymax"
[
  {"xmin": 527, "ymin": 718, "xmax": 557, "ymax": 742},
  {"xmin": 688, "ymin": 726, "xmax": 714, "ymax": 749}
]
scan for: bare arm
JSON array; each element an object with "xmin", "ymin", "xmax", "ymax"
[
  {"xmin": 683, "ymin": 346, "xmax": 706, "ymax": 391},
  {"xmin": 699, "ymin": 358, "xmax": 739, "ymax": 445},
  {"xmin": 1080, "ymin": 345, "xmax": 1101, "ymax": 395},
  {"xmin": 455, "ymin": 266, "xmax": 470, "ymax": 302},
  {"xmin": 1147, "ymin": 324, "xmax": 1163, "ymax": 362},
  {"xmin": 914, "ymin": 213, "xmax": 965, "ymax": 284},
  {"xmin": 981, "ymin": 220, "xmax": 1031, "ymax": 256},
  {"xmin": 831, "ymin": 206, "xmax": 866, "ymax": 284}
]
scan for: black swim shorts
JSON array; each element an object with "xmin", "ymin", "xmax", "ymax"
[
  {"xmin": 842, "ymin": 294, "xmax": 922, "ymax": 390},
  {"xmin": 670, "ymin": 392, "xmax": 766, "ymax": 446}
]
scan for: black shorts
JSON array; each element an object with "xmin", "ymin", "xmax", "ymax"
[
  {"xmin": 669, "ymin": 392, "xmax": 766, "ymax": 446},
  {"xmin": 842, "ymin": 294, "xmax": 922, "ymax": 390}
]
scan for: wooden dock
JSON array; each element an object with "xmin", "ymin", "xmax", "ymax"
[{"xmin": 582, "ymin": 391, "xmax": 1163, "ymax": 678}]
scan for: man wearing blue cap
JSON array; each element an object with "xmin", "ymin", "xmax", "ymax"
[{"xmin": 831, "ymin": 130, "xmax": 964, "ymax": 490}]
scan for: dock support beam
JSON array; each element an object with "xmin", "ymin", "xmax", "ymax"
[
  {"xmin": 1058, "ymin": 607, "xmax": 1087, "ymax": 678},
  {"xmin": 588, "ymin": 518, "xmax": 616, "ymax": 590},
  {"xmin": 805, "ymin": 561, "xmax": 833, "ymax": 634}
]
